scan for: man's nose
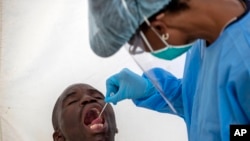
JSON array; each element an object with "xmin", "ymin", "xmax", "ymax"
[{"xmin": 80, "ymin": 95, "xmax": 97, "ymax": 106}]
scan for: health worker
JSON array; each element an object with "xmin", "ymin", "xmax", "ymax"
[{"xmin": 88, "ymin": 0, "xmax": 250, "ymax": 141}]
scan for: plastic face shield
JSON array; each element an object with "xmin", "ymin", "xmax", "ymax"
[
  {"xmin": 122, "ymin": 1, "xmax": 178, "ymax": 114},
  {"xmin": 125, "ymin": 42, "xmax": 179, "ymax": 114}
]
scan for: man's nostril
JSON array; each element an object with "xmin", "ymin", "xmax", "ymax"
[
  {"xmin": 81, "ymin": 99, "xmax": 97, "ymax": 106},
  {"xmin": 81, "ymin": 101, "xmax": 88, "ymax": 106}
]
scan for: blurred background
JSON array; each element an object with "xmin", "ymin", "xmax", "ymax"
[{"xmin": 0, "ymin": 0, "xmax": 188, "ymax": 140}]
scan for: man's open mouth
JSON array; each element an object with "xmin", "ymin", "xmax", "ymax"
[{"xmin": 83, "ymin": 107, "xmax": 105, "ymax": 130}]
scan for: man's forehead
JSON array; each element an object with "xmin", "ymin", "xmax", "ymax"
[{"xmin": 60, "ymin": 83, "xmax": 103, "ymax": 99}]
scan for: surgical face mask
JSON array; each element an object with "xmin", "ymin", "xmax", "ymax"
[
  {"xmin": 139, "ymin": 28, "xmax": 194, "ymax": 60},
  {"xmin": 150, "ymin": 43, "xmax": 193, "ymax": 60}
]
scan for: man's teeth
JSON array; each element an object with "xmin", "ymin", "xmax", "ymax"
[{"xmin": 90, "ymin": 123, "xmax": 104, "ymax": 130}]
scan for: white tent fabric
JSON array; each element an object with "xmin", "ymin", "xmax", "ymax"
[{"xmin": 0, "ymin": 0, "xmax": 188, "ymax": 141}]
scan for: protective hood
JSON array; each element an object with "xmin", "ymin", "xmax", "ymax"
[{"xmin": 88, "ymin": 0, "xmax": 172, "ymax": 57}]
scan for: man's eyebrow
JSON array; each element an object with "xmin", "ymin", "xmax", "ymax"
[{"xmin": 87, "ymin": 89, "xmax": 104, "ymax": 97}]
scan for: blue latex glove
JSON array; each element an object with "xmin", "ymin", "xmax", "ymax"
[{"xmin": 105, "ymin": 68, "xmax": 154, "ymax": 104}]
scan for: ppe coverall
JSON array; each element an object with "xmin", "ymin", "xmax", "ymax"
[{"xmin": 133, "ymin": 10, "xmax": 250, "ymax": 141}]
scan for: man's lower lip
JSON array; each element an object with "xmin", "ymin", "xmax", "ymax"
[
  {"xmin": 90, "ymin": 123, "xmax": 104, "ymax": 131},
  {"xmin": 83, "ymin": 120, "xmax": 108, "ymax": 133}
]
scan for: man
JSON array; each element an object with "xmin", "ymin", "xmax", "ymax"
[{"xmin": 52, "ymin": 83, "xmax": 118, "ymax": 141}]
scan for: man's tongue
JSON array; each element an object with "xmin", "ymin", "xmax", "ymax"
[
  {"xmin": 84, "ymin": 109, "xmax": 103, "ymax": 126},
  {"xmin": 91, "ymin": 117, "xmax": 103, "ymax": 124}
]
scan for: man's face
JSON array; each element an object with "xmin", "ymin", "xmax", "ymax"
[{"xmin": 55, "ymin": 84, "xmax": 117, "ymax": 141}]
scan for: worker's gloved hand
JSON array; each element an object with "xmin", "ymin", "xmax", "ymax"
[{"xmin": 105, "ymin": 68, "xmax": 154, "ymax": 104}]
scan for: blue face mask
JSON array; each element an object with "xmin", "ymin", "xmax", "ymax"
[
  {"xmin": 139, "ymin": 29, "xmax": 193, "ymax": 60},
  {"xmin": 151, "ymin": 43, "xmax": 193, "ymax": 60}
]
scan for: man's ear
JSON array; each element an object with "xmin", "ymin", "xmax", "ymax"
[
  {"xmin": 115, "ymin": 127, "xmax": 118, "ymax": 134},
  {"xmin": 53, "ymin": 130, "xmax": 65, "ymax": 141}
]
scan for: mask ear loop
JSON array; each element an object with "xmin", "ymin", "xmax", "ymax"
[
  {"xmin": 139, "ymin": 31, "xmax": 154, "ymax": 52},
  {"xmin": 142, "ymin": 16, "xmax": 170, "ymax": 49}
]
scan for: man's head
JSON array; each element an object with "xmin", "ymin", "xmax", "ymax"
[{"xmin": 52, "ymin": 83, "xmax": 118, "ymax": 141}]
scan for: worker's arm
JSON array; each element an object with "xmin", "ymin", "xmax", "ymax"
[{"xmin": 133, "ymin": 68, "xmax": 184, "ymax": 117}]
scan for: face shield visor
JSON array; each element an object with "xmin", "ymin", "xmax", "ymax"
[{"xmin": 121, "ymin": 1, "xmax": 187, "ymax": 114}]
